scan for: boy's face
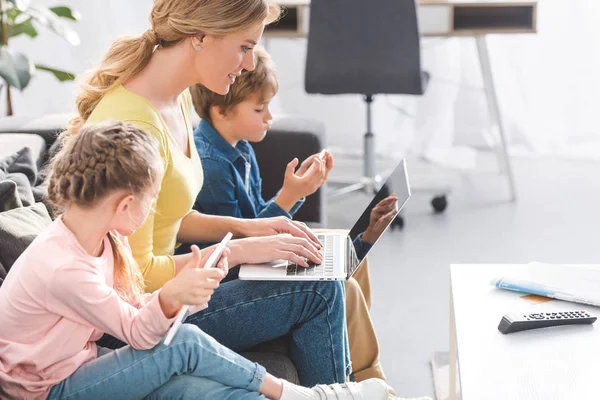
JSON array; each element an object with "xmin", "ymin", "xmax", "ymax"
[{"xmin": 225, "ymin": 92, "xmax": 274, "ymax": 143}]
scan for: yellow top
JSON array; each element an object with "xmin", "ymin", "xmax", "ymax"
[{"xmin": 87, "ymin": 85, "xmax": 203, "ymax": 292}]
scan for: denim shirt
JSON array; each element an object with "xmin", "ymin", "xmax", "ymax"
[{"xmin": 193, "ymin": 120, "xmax": 305, "ymax": 221}]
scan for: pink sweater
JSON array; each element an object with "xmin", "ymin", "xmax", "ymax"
[{"xmin": 0, "ymin": 218, "xmax": 193, "ymax": 399}]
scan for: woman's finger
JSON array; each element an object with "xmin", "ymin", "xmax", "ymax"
[
  {"xmin": 289, "ymin": 221, "xmax": 321, "ymax": 247},
  {"xmin": 277, "ymin": 251, "xmax": 309, "ymax": 267},
  {"xmin": 280, "ymin": 237, "xmax": 322, "ymax": 264}
]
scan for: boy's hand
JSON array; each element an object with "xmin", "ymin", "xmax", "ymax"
[
  {"xmin": 297, "ymin": 150, "xmax": 334, "ymax": 180},
  {"xmin": 276, "ymin": 151, "xmax": 334, "ymax": 212},
  {"xmin": 362, "ymin": 195, "xmax": 399, "ymax": 243}
]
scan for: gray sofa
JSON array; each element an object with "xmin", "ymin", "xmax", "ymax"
[{"xmin": 0, "ymin": 113, "xmax": 327, "ymax": 385}]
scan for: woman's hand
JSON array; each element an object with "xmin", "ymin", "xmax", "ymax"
[
  {"xmin": 228, "ymin": 234, "xmax": 324, "ymax": 267},
  {"xmin": 160, "ymin": 246, "xmax": 227, "ymax": 317},
  {"xmin": 242, "ymin": 216, "xmax": 322, "ymax": 249}
]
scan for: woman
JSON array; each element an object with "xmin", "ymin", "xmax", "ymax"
[{"xmin": 69, "ymin": 0, "xmax": 351, "ymax": 389}]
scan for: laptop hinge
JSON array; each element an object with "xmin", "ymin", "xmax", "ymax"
[{"xmin": 346, "ymin": 236, "xmax": 357, "ymax": 280}]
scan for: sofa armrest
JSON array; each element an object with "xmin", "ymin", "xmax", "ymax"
[
  {"xmin": 0, "ymin": 114, "xmax": 74, "ymax": 148},
  {"xmin": 250, "ymin": 116, "xmax": 327, "ymax": 226}
]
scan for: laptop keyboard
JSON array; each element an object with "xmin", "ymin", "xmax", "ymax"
[{"xmin": 286, "ymin": 235, "xmax": 335, "ymax": 277}]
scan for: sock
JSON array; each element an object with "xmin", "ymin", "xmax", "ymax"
[{"xmin": 279, "ymin": 380, "xmax": 320, "ymax": 400}]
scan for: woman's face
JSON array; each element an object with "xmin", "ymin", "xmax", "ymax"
[{"xmin": 194, "ymin": 23, "xmax": 265, "ymax": 95}]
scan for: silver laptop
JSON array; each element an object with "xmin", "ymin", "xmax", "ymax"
[{"xmin": 238, "ymin": 159, "xmax": 411, "ymax": 281}]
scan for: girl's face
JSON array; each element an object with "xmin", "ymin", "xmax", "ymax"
[
  {"xmin": 192, "ymin": 23, "xmax": 265, "ymax": 95},
  {"xmin": 113, "ymin": 165, "xmax": 164, "ymax": 236}
]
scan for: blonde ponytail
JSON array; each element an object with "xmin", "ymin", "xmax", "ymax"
[
  {"xmin": 107, "ymin": 232, "xmax": 145, "ymax": 306},
  {"xmin": 72, "ymin": 33, "xmax": 156, "ymax": 133}
]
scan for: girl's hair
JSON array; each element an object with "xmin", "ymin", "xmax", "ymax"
[
  {"xmin": 66, "ymin": 0, "xmax": 281, "ymax": 135},
  {"xmin": 47, "ymin": 121, "xmax": 162, "ymax": 304},
  {"xmin": 191, "ymin": 45, "xmax": 278, "ymax": 122}
]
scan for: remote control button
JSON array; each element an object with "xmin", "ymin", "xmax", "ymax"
[{"xmin": 529, "ymin": 313, "xmax": 545, "ymax": 319}]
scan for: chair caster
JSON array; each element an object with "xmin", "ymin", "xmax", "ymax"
[
  {"xmin": 431, "ymin": 195, "xmax": 448, "ymax": 213},
  {"xmin": 390, "ymin": 215, "xmax": 404, "ymax": 230}
]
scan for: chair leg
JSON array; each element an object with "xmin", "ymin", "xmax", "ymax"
[
  {"xmin": 476, "ymin": 35, "xmax": 518, "ymax": 202},
  {"xmin": 328, "ymin": 94, "xmax": 383, "ymax": 199}
]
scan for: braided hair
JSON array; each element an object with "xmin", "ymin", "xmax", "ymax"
[{"xmin": 47, "ymin": 121, "xmax": 162, "ymax": 303}]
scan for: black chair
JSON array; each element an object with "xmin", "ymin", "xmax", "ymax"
[{"xmin": 305, "ymin": 0, "xmax": 447, "ymax": 225}]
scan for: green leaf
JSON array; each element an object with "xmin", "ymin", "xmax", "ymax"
[
  {"xmin": 6, "ymin": 7, "xmax": 23, "ymax": 23},
  {"xmin": 0, "ymin": 47, "xmax": 35, "ymax": 89},
  {"xmin": 49, "ymin": 6, "xmax": 80, "ymax": 21},
  {"xmin": 10, "ymin": 2, "xmax": 80, "ymax": 46},
  {"xmin": 34, "ymin": 64, "xmax": 74, "ymax": 82},
  {"xmin": 8, "ymin": 18, "xmax": 38, "ymax": 38}
]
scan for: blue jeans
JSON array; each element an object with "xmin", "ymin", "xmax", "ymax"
[
  {"xmin": 48, "ymin": 324, "xmax": 266, "ymax": 400},
  {"xmin": 98, "ymin": 273, "xmax": 351, "ymax": 387}
]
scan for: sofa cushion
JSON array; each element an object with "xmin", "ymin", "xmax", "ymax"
[
  {"xmin": 0, "ymin": 134, "xmax": 46, "ymax": 164},
  {"xmin": 240, "ymin": 351, "xmax": 300, "ymax": 384},
  {"xmin": 0, "ymin": 147, "xmax": 40, "ymax": 207},
  {"xmin": 0, "ymin": 202, "xmax": 52, "ymax": 271},
  {"xmin": 0, "ymin": 180, "xmax": 22, "ymax": 212}
]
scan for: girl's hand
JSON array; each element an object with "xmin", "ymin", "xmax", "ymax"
[{"xmin": 161, "ymin": 246, "xmax": 226, "ymax": 314}]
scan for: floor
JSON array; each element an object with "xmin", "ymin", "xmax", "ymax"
[{"xmin": 326, "ymin": 152, "xmax": 600, "ymax": 398}]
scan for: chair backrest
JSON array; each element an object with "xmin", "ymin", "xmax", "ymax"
[{"xmin": 305, "ymin": 0, "xmax": 425, "ymax": 96}]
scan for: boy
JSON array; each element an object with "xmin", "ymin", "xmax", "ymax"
[
  {"xmin": 190, "ymin": 47, "xmax": 333, "ymax": 221},
  {"xmin": 189, "ymin": 46, "xmax": 390, "ymax": 385}
]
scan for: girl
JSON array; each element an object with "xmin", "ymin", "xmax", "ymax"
[{"xmin": 0, "ymin": 121, "xmax": 389, "ymax": 399}]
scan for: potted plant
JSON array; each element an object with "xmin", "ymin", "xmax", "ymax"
[{"xmin": 0, "ymin": 0, "xmax": 80, "ymax": 115}]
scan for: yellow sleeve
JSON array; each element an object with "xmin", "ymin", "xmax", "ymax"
[{"xmin": 124, "ymin": 120, "xmax": 176, "ymax": 293}]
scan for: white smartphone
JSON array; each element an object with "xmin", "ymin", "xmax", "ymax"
[{"xmin": 163, "ymin": 232, "xmax": 233, "ymax": 345}]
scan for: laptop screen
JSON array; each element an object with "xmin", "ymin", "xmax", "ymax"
[{"xmin": 347, "ymin": 159, "xmax": 411, "ymax": 275}]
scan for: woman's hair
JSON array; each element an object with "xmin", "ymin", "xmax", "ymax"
[
  {"xmin": 67, "ymin": 0, "xmax": 282, "ymax": 135},
  {"xmin": 47, "ymin": 121, "xmax": 162, "ymax": 304},
  {"xmin": 191, "ymin": 45, "xmax": 278, "ymax": 121}
]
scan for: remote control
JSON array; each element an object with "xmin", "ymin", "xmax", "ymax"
[{"xmin": 498, "ymin": 310, "xmax": 596, "ymax": 334}]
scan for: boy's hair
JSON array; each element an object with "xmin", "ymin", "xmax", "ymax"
[
  {"xmin": 191, "ymin": 45, "xmax": 278, "ymax": 122},
  {"xmin": 47, "ymin": 121, "xmax": 162, "ymax": 304}
]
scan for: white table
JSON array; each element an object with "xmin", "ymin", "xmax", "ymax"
[{"xmin": 449, "ymin": 264, "xmax": 600, "ymax": 400}]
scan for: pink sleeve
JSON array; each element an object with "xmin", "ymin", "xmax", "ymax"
[{"xmin": 46, "ymin": 260, "xmax": 176, "ymax": 350}]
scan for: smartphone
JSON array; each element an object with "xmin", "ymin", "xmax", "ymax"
[{"xmin": 163, "ymin": 232, "xmax": 233, "ymax": 345}]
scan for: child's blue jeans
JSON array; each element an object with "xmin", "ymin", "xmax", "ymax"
[{"xmin": 48, "ymin": 324, "xmax": 267, "ymax": 400}]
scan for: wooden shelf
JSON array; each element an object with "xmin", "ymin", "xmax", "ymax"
[{"xmin": 264, "ymin": 0, "xmax": 537, "ymax": 39}]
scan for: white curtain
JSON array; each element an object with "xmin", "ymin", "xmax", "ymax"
[{"xmin": 411, "ymin": 0, "xmax": 600, "ymax": 165}]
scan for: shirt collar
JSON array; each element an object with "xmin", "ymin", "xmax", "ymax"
[{"xmin": 199, "ymin": 119, "xmax": 249, "ymax": 163}]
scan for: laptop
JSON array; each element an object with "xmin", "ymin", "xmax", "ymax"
[{"xmin": 238, "ymin": 159, "xmax": 411, "ymax": 281}]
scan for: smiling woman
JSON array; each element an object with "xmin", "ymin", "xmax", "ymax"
[{"xmin": 53, "ymin": 0, "xmax": 395, "ymax": 397}]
